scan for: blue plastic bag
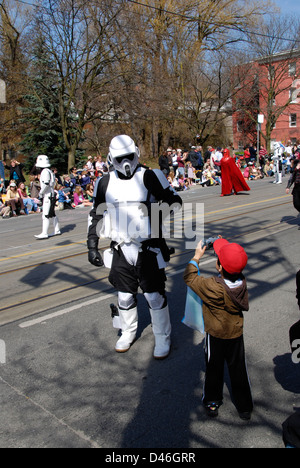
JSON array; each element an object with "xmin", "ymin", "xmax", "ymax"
[{"xmin": 182, "ymin": 261, "xmax": 205, "ymax": 334}]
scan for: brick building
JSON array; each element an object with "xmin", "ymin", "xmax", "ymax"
[{"xmin": 232, "ymin": 48, "xmax": 300, "ymax": 151}]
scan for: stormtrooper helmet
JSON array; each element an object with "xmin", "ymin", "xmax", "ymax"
[
  {"xmin": 108, "ymin": 135, "xmax": 140, "ymax": 177},
  {"xmin": 36, "ymin": 155, "xmax": 51, "ymax": 168},
  {"xmin": 273, "ymin": 142, "xmax": 281, "ymax": 151},
  {"xmin": 273, "ymin": 142, "xmax": 284, "ymax": 157}
]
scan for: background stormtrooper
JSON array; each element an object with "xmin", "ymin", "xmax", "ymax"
[
  {"xmin": 272, "ymin": 142, "xmax": 285, "ymax": 184},
  {"xmin": 87, "ymin": 135, "xmax": 182, "ymax": 359},
  {"xmin": 34, "ymin": 155, "xmax": 61, "ymax": 239}
]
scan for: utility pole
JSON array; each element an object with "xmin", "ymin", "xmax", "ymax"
[
  {"xmin": 257, "ymin": 114, "xmax": 264, "ymax": 165},
  {"xmin": 0, "ymin": 79, "xmax": 6, "ymax": 161}
]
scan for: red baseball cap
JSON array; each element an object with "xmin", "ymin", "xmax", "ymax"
[{"xmin": 213, "ymin": 239, "xmax": 248, "ymax": 274}]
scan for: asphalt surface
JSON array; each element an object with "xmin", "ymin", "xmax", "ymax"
[{"xmin": 0, "ymin": 177, "xmax": 299, "ymax": 449}]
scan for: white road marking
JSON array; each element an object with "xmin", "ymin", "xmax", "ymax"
[{"xmin": 19, "ymin": 293, "xmax": 115, "ymax": 328}]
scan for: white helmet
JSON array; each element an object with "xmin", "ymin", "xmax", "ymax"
[
  {"xmin": 36, "ymin": 154, "xmax": 51, "ymax": 168},
  {"xmin": 108, "ymin": 135, "xmax": 140, "ymax": 177}
]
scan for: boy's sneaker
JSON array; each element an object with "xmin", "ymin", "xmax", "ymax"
[
  {"xmin": 205, "ymin": 403, "xmax": 219, "ymax": 418},
  {"xmin": 238, "ymin": 411, "xmax": 252, "ymax": 421}
]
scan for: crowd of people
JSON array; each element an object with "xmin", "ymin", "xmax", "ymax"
[
  {"xmin": 0, "ymin": 155, "xmax": 110, "ymax": 219},
  {"xmin": 158, "ymin": 143, "xmax": 300, "ymax": 192},
  {"xmin": 1, "ymin": 142, "xmax": 300, "ymax": 219}
]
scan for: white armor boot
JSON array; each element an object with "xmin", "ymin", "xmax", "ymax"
[
  {"xmin": 34, "ymin": 217, "xmax": 50, "ymax": 240},
  {"xmin": 53, "ymin": 217, "xmax": 61, "ymax": 236},
  {"xmin": 35, "ymin": 217, "xmax": 61, "ymax": 239},
  {"xmin": 115, "ymin": 307, "xmax": 138, "ymax": 353},
  {"xmin": 150, "ymin": 306, "xmax": 172, "ymax": 359}
]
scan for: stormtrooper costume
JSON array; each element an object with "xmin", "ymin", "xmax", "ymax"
[
  {"xmin": 272, "ymin": 142, "xmax": 284, "ymax": 184},
  {"xmin": 34, "ymin": 155, "xmax": 61, "ymax": 239},
  {"xmin": 87, "ymin": 135, "xmax": 182, "ymax": 359}
]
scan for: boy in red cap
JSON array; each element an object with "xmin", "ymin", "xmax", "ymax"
[{"xmin": 184, "ymin": 238, "xmax": 253, "ymax": 419}]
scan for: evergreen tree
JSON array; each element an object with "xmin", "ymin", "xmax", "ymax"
[{"xmin": 18, "ymin": 38, "xmax": 69, "ymax": 173}]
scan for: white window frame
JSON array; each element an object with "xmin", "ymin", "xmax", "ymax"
[
  {"xmin": 289, "ymin": 62, "xmax": 296, "ymax": 77},
  {"xmin": 290, "ymin": 113, "xmax": 297, "ymax": 128},
  {"xmin": 290, "ymin": 88, "xmax": 298, "ymax": 103}
]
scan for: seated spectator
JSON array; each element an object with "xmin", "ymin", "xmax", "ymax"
[
  {"xmin": 17, "ymin": 182, "xmax": 40, "ymax": 214},
  {"xmin": 178, "ymin": 175, "xmax": 188, "ymax": 191},
  {"xmin": 211, "ymin": 170, "xmax": 221, "ymax": 185},
  {"xmin": 264, "ymin": 161, "xmax": 274, "ymax": 177},
  {"xmin": 166, "ymin": 173, "xmax": 181, "ymax": 191},
  {"xmin": 85, "ymin": 183, "xmax": 94, "ymax": 202},
  {"xmin": 79, "ymin": 170, "xmax": 91, "ymax": 191},
  {"xmin": 57, "ymin": 184, "xmax": 74, "ymax": 210},
  {"xmin": 63, "ymin": 174, "xmax": 75, "ymax": 194},
  {"xmin": 89, "ymin": 174, "xmax": 96, "ymax": 188},
  {"xmin": 243, "ymin": 165, "xmax": 251, "ymax": 180},
  {"xmin": 0, "ymin": 199, "xmax": 11, "ymax": 218},
  {"xmin": 249, "ymin": 166, "xmax": 262, "ymax": 180},
  {"xmin": 201, "ymin": 168, "xmax": 215, "ymax": 187},
  {"xmin": 73, "ymin": 185, "xmax": 93, "ymax": 207},
  {"xmin": 5, "ymin": 181, "xmax": 26, "ymax": 216},
  {"xmin": 70, "ymin": 167, "xmax": 79, "ymax": 185}
]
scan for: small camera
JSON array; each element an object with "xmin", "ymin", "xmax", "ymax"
[{"xmin": 202, "ymin": 236, "xmax": 221, "ymax": 250}]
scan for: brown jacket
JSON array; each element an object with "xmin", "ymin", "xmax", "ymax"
[{"xmin": 184, "ymin": 261, "xmax": 249, "ymax": 339}]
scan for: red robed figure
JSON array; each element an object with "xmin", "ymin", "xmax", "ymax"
[{"xmin": 221, "ymin": 149, "xmax": 250, "ymax": 196}]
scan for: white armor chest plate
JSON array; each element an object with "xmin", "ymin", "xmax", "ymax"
[
  {"xmin": 104, "ymin": 168, "xmax": 151, "ymax": 243},
  {"xmin": 40, "ymin": 168, "xmax": 55, "ymax": 196}
]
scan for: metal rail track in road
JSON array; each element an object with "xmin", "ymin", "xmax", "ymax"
[
  {"xmin": 0, "ymin": 196, "xmax": 292, "ymax": 276},
  {"xmin": 0, "ymin": 196, "xmax": 295, "ymax": 319}
]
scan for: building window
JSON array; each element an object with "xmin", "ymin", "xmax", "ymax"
[
  {"xmin": 289, "ymin": 62, "xmax": 296, "ymax": 76},
  {"xmin": 290, "ymin": 88, "xmax": 297, "ymax": 103},
  {"xmin": 290, "ymin": 114, "xmax": 297, "ymax": 127},
  {"xmin": 268, "ymin": 65, "xmax": 275, "ymax": 80}
]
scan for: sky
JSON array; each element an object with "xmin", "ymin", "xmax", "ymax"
[
  {"xmin": 272, "ymin": 0, "xmax": 300, "ymax": 15},
  {"xmin": 14, "ymin": 0, "xmax": 300, "ymax": 16}
]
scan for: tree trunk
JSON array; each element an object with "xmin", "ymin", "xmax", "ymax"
[{"xmin": 68, "ymin": 149, "xmax": 76, "ymax": 171}]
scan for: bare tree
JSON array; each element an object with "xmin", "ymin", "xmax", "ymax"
[
  {"xmin": 106, "ymin": 0, "xmax": 272, "ymax": 157},
  {"xmin": 34, "ymin": 0, "xmax": 122, "ymax": 169},
  {"xmin": 0, "ymin": 0, "xmax": 30, "ymax": 158}
]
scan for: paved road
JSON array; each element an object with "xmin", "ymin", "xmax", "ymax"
[{"xmin": 0, "ymin": 178, "xmax": 299, "ymax": 448}]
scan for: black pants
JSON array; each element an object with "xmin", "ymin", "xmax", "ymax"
[
  {"xmin": 109, "ymin": 245, "xmax": 166, "ymax": 296},
  {"xmin": 203, "ymin": 334, "xmax": 253, "ymax": 413},
  {"xmin": 292, "ymin": 185, "xmax": 300, "ymax": 213}
]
